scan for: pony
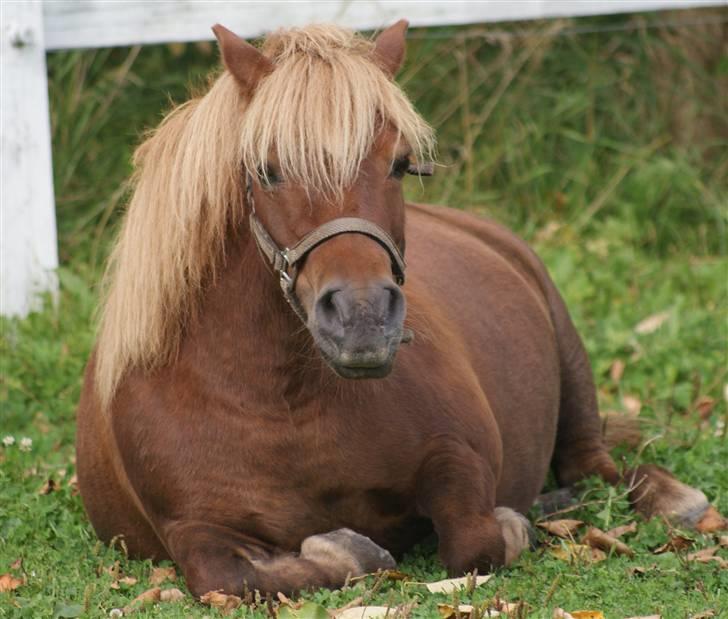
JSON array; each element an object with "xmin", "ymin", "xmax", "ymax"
[{"xmin": 76, "ymin": 20, "xmax": 721, "ymax": 598}]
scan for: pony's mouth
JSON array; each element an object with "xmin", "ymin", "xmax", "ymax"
[{"xmin": 314, "ymin": 334, "xmax": 400, "ymax": 379}]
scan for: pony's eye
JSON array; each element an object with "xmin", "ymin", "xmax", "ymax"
[
  {"xmin": 390, "ymin": 155, "xmax": 411, "ymax": 180},
  {"xmin": 258, "ymin": 164, "xmax": 282, "ymax": 187}
]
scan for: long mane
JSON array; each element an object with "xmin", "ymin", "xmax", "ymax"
[{"xmin": 95, "ymin": 24, "xmax": 435, "ymax": 409}]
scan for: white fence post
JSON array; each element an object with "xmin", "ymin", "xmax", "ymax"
[{"xmin": 1, "ymin": 0, "xmax": 58, "ymax": 317}]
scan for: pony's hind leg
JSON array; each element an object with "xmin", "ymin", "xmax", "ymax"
[
  {"xmin": 547, "ymin": 290, "xmax": 721, "ymax": 529},
  {"xmin": 164, "ymin": 522, "xmax": 395, "ymax": 597}
]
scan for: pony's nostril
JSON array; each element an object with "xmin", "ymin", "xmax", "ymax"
[{"xmin": 315, "ymin": 288, "xmax": 344, "ymax": 331}]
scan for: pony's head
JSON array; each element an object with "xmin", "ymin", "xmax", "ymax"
[
  {"xmin": 96, "ymin": 22, "xmax": 435, "ymax": 408},
  {"xmin": 215, "ymin": 21, "xmax": 434, "ymax": 378}
]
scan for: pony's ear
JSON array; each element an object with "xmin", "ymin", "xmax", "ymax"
[
  {"xmin": 372, "ymin": 19, "xmax": 409, "ymax": 77},
  {"xmin": 212, "ymin": 24, "xmax": 273, "ymax": 92}
]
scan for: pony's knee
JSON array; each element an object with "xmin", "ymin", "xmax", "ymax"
[{"xmin": 181, "ymin": 549, "xmax": 255, "ymax": 599}]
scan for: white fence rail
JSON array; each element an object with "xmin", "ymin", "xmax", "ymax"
[{"xmin": 1, "ymin": 0, "xmax": 724, "ymax": 316}]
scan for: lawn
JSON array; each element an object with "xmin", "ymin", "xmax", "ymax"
[{"xmin": 1, "ymin": 10, "xmax": 727, "ymax": 618}]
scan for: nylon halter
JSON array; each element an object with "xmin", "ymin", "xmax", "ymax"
[{"xmin": 246, "ymin": 173, "xmax": 412, "ymax": 324}]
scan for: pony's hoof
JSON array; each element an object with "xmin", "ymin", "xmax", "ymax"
[
  {"xmin": 301, "ymin": 528, "xmax": 396, "ymax": 575},
  {"xmin": 494, "ymin": 507, "xmax": 532, "ymax": 565},
  {"xmin": 626, "ymin": 464, "xmax": 712, "ymax": 528}
]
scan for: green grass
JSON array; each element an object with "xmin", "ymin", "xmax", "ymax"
[{"xmin": 2, "ymin": 10, "xmax": 727, "ymax": 618}]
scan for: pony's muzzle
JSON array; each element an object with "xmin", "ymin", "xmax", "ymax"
[{"xmin": 311, "ymin": 281, "xmax": 406, "ymax": 378}]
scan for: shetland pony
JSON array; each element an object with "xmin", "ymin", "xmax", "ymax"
[{"xmin": 77, "ymin": 21, "xmax": 720, "ymax": 597}]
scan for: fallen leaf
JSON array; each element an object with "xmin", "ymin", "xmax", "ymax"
[
  {"xmin": 693, "ymin": 396, "xmax": 716, "ymax": 420},
  {"xmin": 424, "ymin": 574, "xmax": 492, "ymax": 593},
  {"xmin": 686, "ymin": 546, "xmax": 728, "ymax": 568},
  {"xmin": 624, "ymin": 615, "xmax": 660, "ymax": 619},
  {"xmin": 689, "ymin": 611, "xmax": 716, "ymax": 619},
  {"xmin": 0, "ymin": 573, "xmax": 24, "ymax": 592},
  {"xmin": 200, "ymin": 590, "xmax": 242, "ymax": 615},
  {"xmin": 553, "ymin": 610, "xmax": 574, "ymax": 619},
  {"xmin": 718, "ymin": 535, "xmax": 728, "ymax": 548},
  {"xmin": 606, "ymin": 521, "xmax": 638, "ymax": 538},
  {"xmin": 688, "ymin": 546, "xmax": 718, "ymax": 561},
  {"xmin": 634, "ymin": 311, "xmax": 670, "ymax": 335},
  {"xmin": 609, "ymin": 359, "xmax": 625, "ymax": 383},
  {"xmin": 570, "ymin": 612, "xmax": 605, "ymax": 619},
  {"xmin": 9, "ymin": 558, "xmax": 22, "ymax": 571},
  {"xmin": 67, "ymin": 474, "xmax": 79, "ymax": 495},
  {"xmin": 550, "ymin": 542, "xmax": 606, "ymax": 564},
  {"xmin": 622, "ymin": 395, "xmax": 642, "ymax": 417},
  {"xmin": 159, "ymin": 587, "xmax": 185, "ymax": 602},
  {"xmin": 149, "ymin": 566, "xmax": 176, "ymax": 586},
  {"xmin": 695, "ymin": 506, "xmax": 727, "ymax": 533},
  {"xmin": 537, "ymin": 519, "xmax": 583, "ymax": 538},
  {"xmin": 383, "ymin": 569, "xmax": 410, "ymax": 581},
  {"xmin": 110, "ymin": 575, "xmax": 138, "ymax": 590},
  {"xmin": 628, "ymin": 564, "xmax": 658, "ymax": 577},
  {"xmin": 337, "ymin": 606, "xmax": 394, "ymax": 619},
  {"xmin": 437, "ymin": 603, "xmax": 475, "ymax": 618},
  {"xmin": 122, "ymin": 587, "xmax": 161, "ymax": 614},
  {"xmin": 654, "ymin": 535, "xmax": 693, "ymax": 554},
  {"xmin": 39, "ymin": 478, "xmax": 57, "ymax": 495},
  {"xmin": 582, "ymin": 527, "xmax": 634, "ymax": 557}
]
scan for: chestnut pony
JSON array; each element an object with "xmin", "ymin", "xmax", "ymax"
[{"xmin": 77, "ymin": 21, "xmax": 718, "ymax": 597}]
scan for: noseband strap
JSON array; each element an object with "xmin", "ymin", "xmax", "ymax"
[{"xmin": 247, "ymin": 180, "xmax": 406, "ymax": 324}]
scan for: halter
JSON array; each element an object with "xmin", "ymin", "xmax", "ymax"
[{"xmin": 246, "ymin": 163, "xmax": 432, "ymax": 324}]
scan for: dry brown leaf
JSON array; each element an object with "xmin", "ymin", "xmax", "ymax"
[
  {"xmin": 695, "ymin": 506, "xmax": 728, "ymax": 533},
  {"xmin": 553, "ymin": 610, "xmax": 574, "ymax": 619},
  {"xmin": 609, "ymin": 359, "xmax": 625, "ymax": 383},
  {"xmin": 634, "ymin": 311, "xmax": 670, "ymax": 334},
  {"xmin": 200, "ymin": 590, "xmax": 242, "ymax": 615},
  {"xmin": 622, "ymin": 395, "xmax": 642, "ymax": 417},
  {"xmin": 424, "ymin": 574, "xmax": 492, "ymax": 593},
  {"xmin": 606, "ymin": 521, "xmax": 638, "ymax": 538},
  {"xmin": 550, "ymin": 542, "xmax": 606, "ymax": 564},
  {"xmin": 160, "ymin": 588, "xmax": 185, "ymax": 602},
  {"xmin": 686, "ymin": 546, "xmax": 728, "ymax": 568},
  {"xmin": 718, "ymin": 535, "xmax": 728, "ymax": 548},
  {"xmin": 9, "ymin": 558, "xmax": 22, "ymax": 571},
  {"xmin": 0, "ymin": 573, "xmax": 24, "ymax": 592},
  {"xmin": 122, "ymin": 587, "xmax": 161, "ymax": 613},
  {"xmin": 628, "ymin": 563, "xmax": 659, "ymax": 577},
  {"xmin": 38, "ymin": 478, "xmax": 57, "ymax": 495},
  {"xmin": 537, "ymin": 519, "xmax": 583, "ymax": 538},
  {"xmin": 653, "ymin": 535, "xmax": 693, "ymax": 554},
  {"xmin": 582, "ymin": 527, "xmax": 634, "ymax": 557},
  {"xmin": 693, "ymin": 396, "xmax": 716, "ymax": 420},
  {"xmin": 149, "ymin": 566, "xmax": 176, "ymax": 586},
  {"xmin": 570, "ymin": 612, "xmax": 605, "ymax": 619},
  {"xmin": 67, "ymin": 474, "xmax": 79, "ymax": 495},
  {"xmin": 690, "ymin": 611, "xmax": 716, "ymax": 619}
]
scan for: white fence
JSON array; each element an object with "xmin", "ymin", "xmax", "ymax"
[{"xmin": 1, "ymin": 0, "xmax": 724, "ymax": 316}]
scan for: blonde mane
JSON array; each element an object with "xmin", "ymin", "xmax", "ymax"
[{"xmin": 95, "ymin": 24, "xmax": 435, "ymax": 409}]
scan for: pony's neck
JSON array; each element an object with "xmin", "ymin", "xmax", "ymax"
[{"xmin": 180, "ymin": 224, "xmax": 329, "ymax": 411}]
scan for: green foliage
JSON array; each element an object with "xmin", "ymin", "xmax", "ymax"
[{"xmin": 1, "ymin": 10, "xmax": 726, "ymax": 618}]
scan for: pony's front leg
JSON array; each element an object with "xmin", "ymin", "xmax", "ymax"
[
  {"xmin": 164, "ymin": 522, "xmax": 395, "ymax": 597},
  {"xmin": 416, "ymin": 436, "xmax": 531, "ymax": 574}
]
